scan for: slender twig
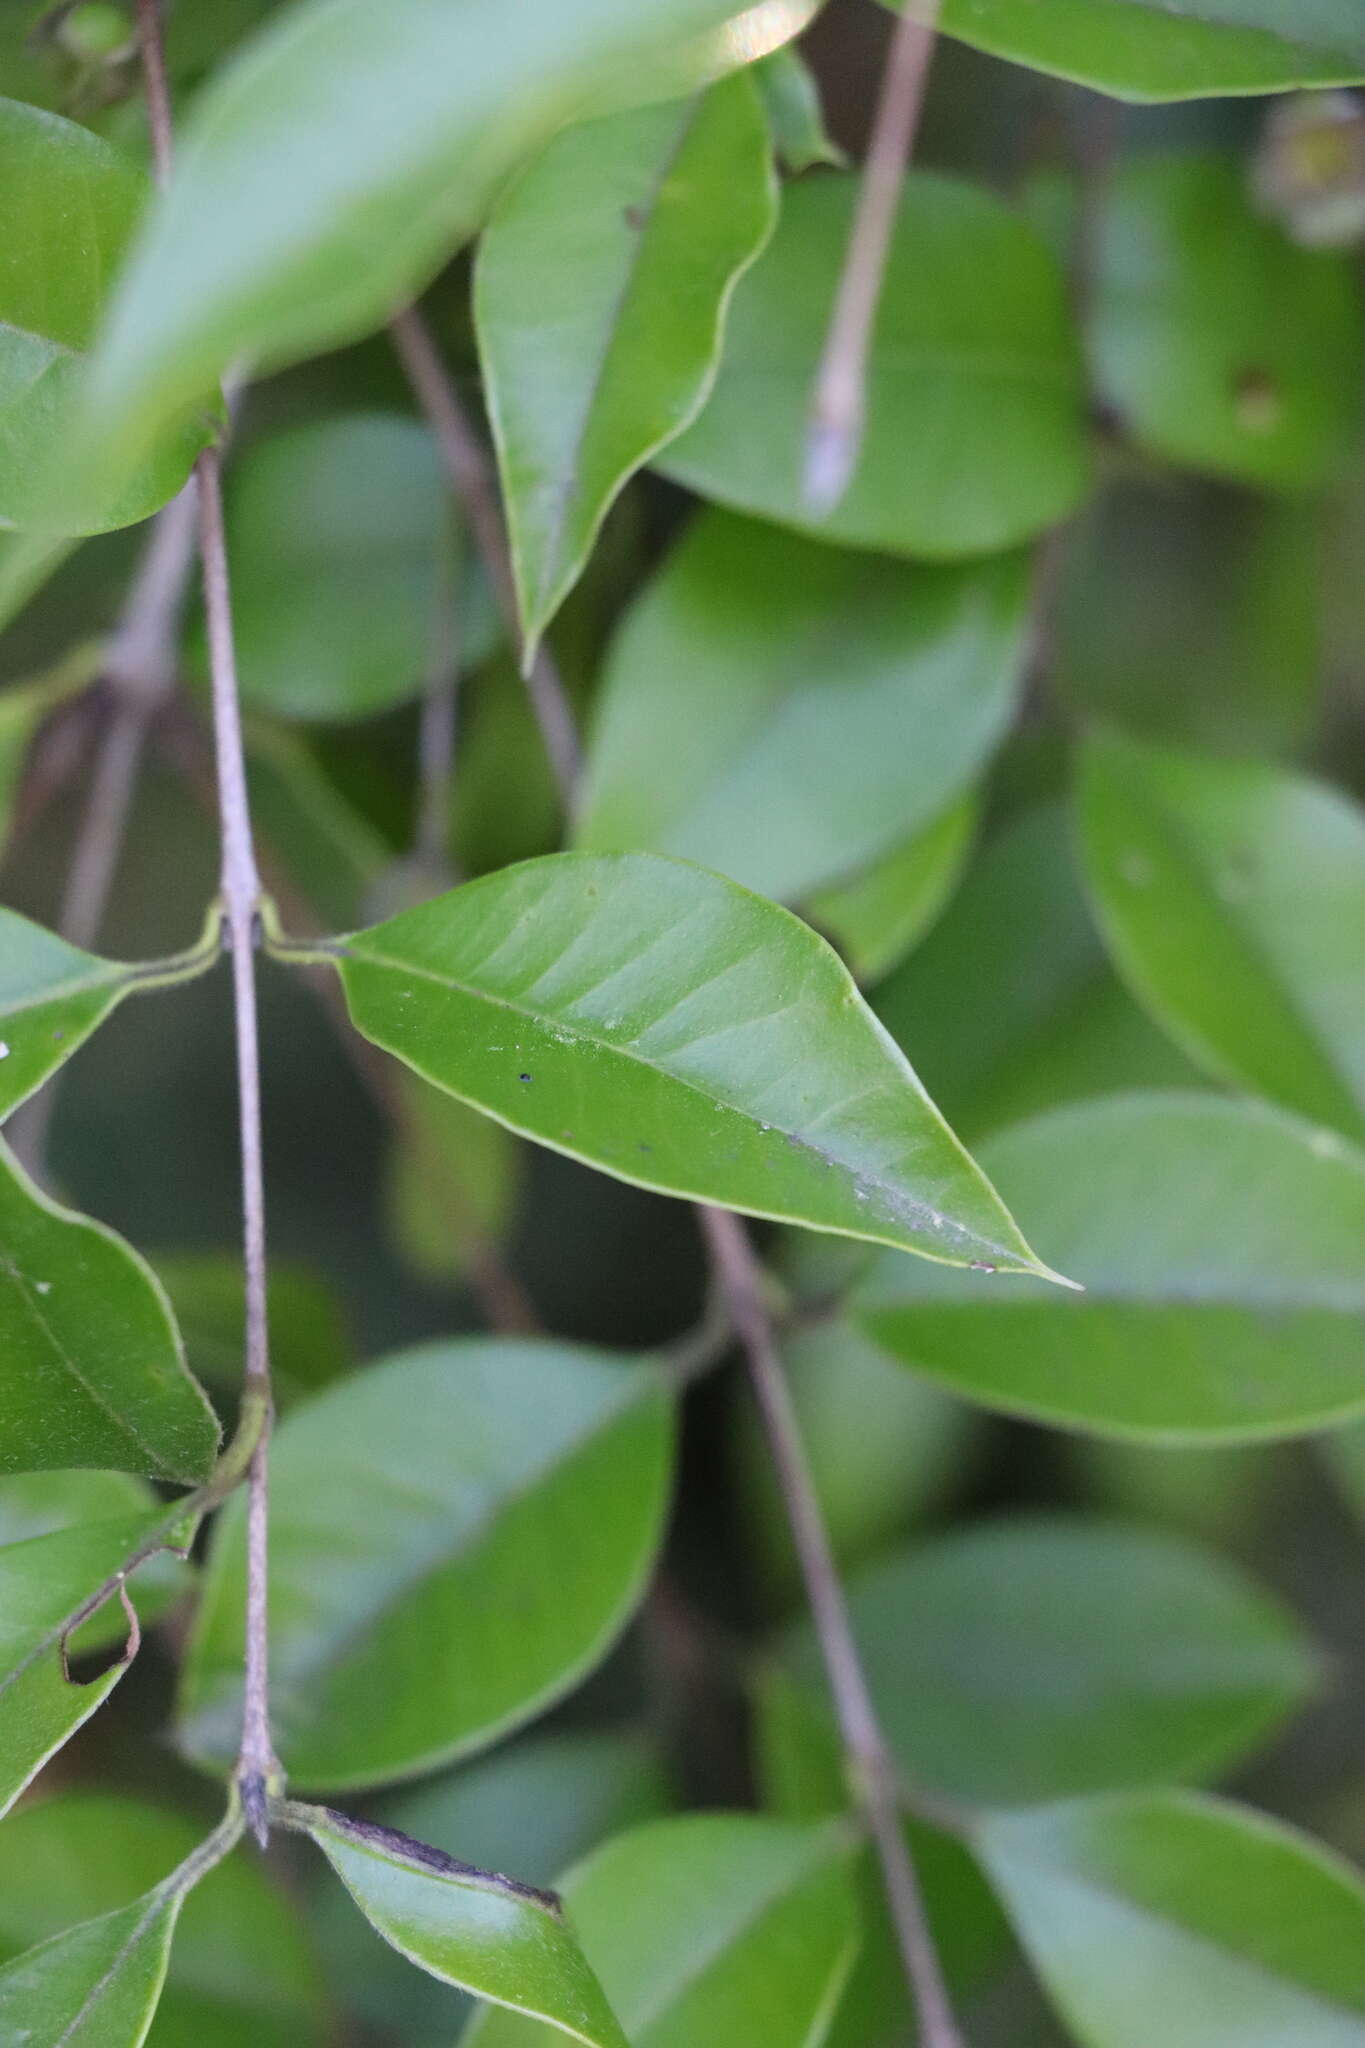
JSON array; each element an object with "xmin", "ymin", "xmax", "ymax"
[
  {"xmin": 388, "ymin": 306, "xmax": 582, "ymax": 811},
  {"xmin": 134, "ymin": 0, "xmax": 174, "ymax": 179},
  {"xmin": 803, "ymin": 0, "xmax": 941, "ymax": 513},
  {"xmin": 698, "ymin": 1207, "xmax": 964, "ymax": 2048}
]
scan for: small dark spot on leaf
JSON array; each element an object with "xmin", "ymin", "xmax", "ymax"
[
  {"xmin": 1232, "ymin": 366, "xmax": 1282, "ymax": 431},
  {"xmin": 638, "ymin": 1142, "xmax": 653, "ymax": 1153},
  {"xmin": 52, "ymin": 1029, "xmax": 65, "ymax": 1041},
  {"xmin": 519, "ymin": 1072, "xmax": 532, "ymax": 1083},
  {"xmin": 624, "ymin": 203, "xmax": 646, "ymax": 230}
]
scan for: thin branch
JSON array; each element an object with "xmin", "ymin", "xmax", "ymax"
[
  {"xmin": 134, "ymin": 0, "xmax": 175, "ymax": 179},
  {"xmin": 388, "ymin": 306, "xmax": 582, "ymax": 813},
  {"xmin": 803, "ymin": 0, "xmax": 941, "ymax": 513},
  {"xmin": 698, "ymin": 1205, "xmax": 964, "ymax": 2048}
]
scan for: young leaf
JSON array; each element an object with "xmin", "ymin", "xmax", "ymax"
[
  {"xmin": 227, "ymin": 415, "xmax": 497, "ymax": 721},
  {"xmin": 924, "ymin": 0, "xmax": 1365, "ymax": 102},
  {"xmin": 0, "ymin": 910, "xmax": 136, "ymax": 1123},
  {"xmin": 1092, "ymin": 152, "xmax": 1363, "ymax": 491},
  {"xmin": 0, "ymin": 98, "xmax": 209, "ymax": 535},
  {"xmin": 0, "ymin": 1140, "xmax": 220, "ymax": 1480},
  {"xmin": 755, "ymin": 45, "xmax": 846, "ymax": 174},
  {"xmin": 659, "ymin": 172, "xmax": 1090, "ymax": 559},
  {"xmin": 464, "ymin": 1814, "xmax": 860, "ymax": 2048},
  {"xmin": 977, "ymin": 1791, "xmax": 1365, "ymax": 2047},
  {"xmin": 777, "ymin": 1516, "xmax": 1314, "ymax": 1807},
  {"xmin": 0, "ymin": 1508, "xmax": 190, "ymax": 1820},
  {"xmin": 77, "ymin": 0, "xmax": 774, "ymax": 495},
  {"xmin": 0, "ymin": 1793, "xmax": 325, "ymax": 2048},
  {"xmin": 331, "ymin": 852, "xmax": 1063, "ymax": 1277},
  {"xmin": 0, "ymin": 1889, "xmax": 182, "ymax": 2048},
  {"xmin": 476, "ymin": 74, "xmax": 776, "ymax": 661},
  {"xmin": 1078, "ymin": 730, "xmax": 1365, "ymax": 1142},
  {"xmin": 576, "ymin": 513, "xmax": 1024, "ymax": 903},
  {"xmin": 873, "ymin": 803, "xmax": 1205, "ymax": 1141},
  {"xmin": 804, "ymin": 790, "xmax": 978, "ymax": 987},
  {"xmin": 179, "ymin": 1339, "xmax": 673, "ymax": 1788},
  {"xmin": 289, "ymin": 1804, "xmax": 629, "ymax": 2048},
  {"xmin": 856, "ymin": 1093, "xmax": 1365, "ymax": 1441}
]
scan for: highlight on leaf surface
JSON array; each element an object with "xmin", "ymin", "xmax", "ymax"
[{"xmin": 330, "ymin": 850, "xmax": 1068, "ymax": 1279}]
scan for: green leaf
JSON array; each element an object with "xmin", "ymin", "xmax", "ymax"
[
  {"xmin": 289, "ymin": 1803, "xmax": 628, "ymax": 2048},
  {"xmin": 333, "ymin": 853, "xmax": 1061, "ymax": 1276},
  {"xmin": 856, "ymin": 1093, "xmax": 1365, "ymax": 1442},
  {"xmin": 476, "ymin": 75, "xmax": 776, "ymax": 660},
  {"xmin": 385, "ymin": 1075, "xmax": 523, "ymax": 1286},
  {"xmin": 179, "ymin": 1339, "xmax": 673, "ymax": 1788},
  {"xmin": 576, "ymin": 512, "xmax": 1024, "ymax": 902},
  {"xmin": 0, "ymin": 910, "xmax": 135, "ymax": 1123},
  {"xmin": 0, "ymin": 1508, "xmax": 189, "ymax": 1821},
  {"xmin": 0, "ymin": 1140, "xmax": 219, "ymax": 1480},
  {"xmin": 1092, "ymin": 151, "xmax": 1363, "ymax": 491},
  {"xmin": 0, "ymin": 1792, "xmax": 325, "ymax": 2048},
  {"xmin": 0, "ymin": 1889, "xmax": 182, "ymax": 2048},
  {"xmin": 924, "ymin": 0, "xmax": 1365, "ymax": 101},
  {"xmin": 76, "ymin": 0, "xmax": 780, "ymax": 498},
  {"xmin": 755, "ymin": 45, "xmax": 846, "ymax": 174},
  {"xmin": 601, "ymin": 1, "xmax": 822, "ymax": 113},
  {"xmin": 660, "ymin": 171, "xmax": 1090, "ymax": 559},
  {"xmin": 778, "ymin": 1516, "xmax": 1314, "ymax": 1807},
  {"xmin": 1077, "ymin": 730, "xmax": 1365, "ymax": 1142},
  {"xmin": 0, "ymin": 1471, "xmax": 191, "ymax": 1655},
  {"xmin": 226, "ymin": 415, "xmax": 497, "ymax": 721},
  {"xmin": 805, "ymin": 791, "xmax": 978, "ymax": 987},
  {"xmin": 873, "ymin": 803, "xmax": 1204, "ymax": 1143},
  {"xmin": 465, "ymin": 1814, "xmax": 859, "ymax": 2048},
  {"xmin": 977, "ymin": 1791, "xmax": 1365, "ymax": 2046},
  {"xmin": 0, "ymin": 99, "xmax": 209, "ymax": 536}
]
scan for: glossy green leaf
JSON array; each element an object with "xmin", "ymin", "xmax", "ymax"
[
  {"xmin": 0, "ymin": 1793, "xmax": 325, "ymax": 2048},
  {"xmin": 76, "ymin": 0, "xmax": 771, "ymax": 498},
  {"xmin": 874, "ymin": 804, "xmax": 1203, "ymax": 1143},
  {"xmin": 0, "ymin": 910, "xmax": 136, "ymax": 1123},
  {"xmin": 577, "ymin": 512, "xmax": 1025, "ymax": 902},
  {"xmin": 290, "ymin": 1803, "xmax": 628, "ymax": 2048},
  {"xmin": 978, "ymin": 1792, "xmax": 1365, "ymax": 2047},
  {"xmin": 925, "ymin": 0, "xmax": 1365, "ymax": 100},
  {"xmin": 0, "ymin": 98, "xmax": 209, "ymax": 535},
  {"xmin": 179, "ymin": 1339, "xmax": 673, "ymax": 1788},
  {"xmin": 780, "ymin": 1516, "xmax": 1312, "ymax": 1807},
  {"xmin": 1078, "ymin": 730, "xmax": 1365, "ymax": 1141},
  {"xmin": 332, "ymin": 853, "xmax": 1062, "ymax": 1275},
  {"xmin": 0, "ymin": 1507, "xmax": 189, "ymax": 1820},
  {"xmin": 660, "ymin": 172, "xmax": 1090, "ymax": 559},
  {"xmin": 385, "ymin": 1075, "xmax": 523, "ymax": 1286},
  {"xmin": 1092, "ymin": 151, "xmax": 1363, "ymax": 491},
  {"xmin": 0, "ymin": 1471, "xmax": 190, "ymax": 1654},
  {"xmin": 0, "ymin": 1140, "xmax": 219, "ymax": 1479},
  {"xmin": 476, "ymin": 76, "xmax": 776, "ymax": 660},
  {"xmin": 755, "ymin": 44, "xmax": 845, "ymax": 174},
  {"xmin": 805, "ymin": 791, "xmax": 978, "ymax": 986},
  {"xmin": 0, "ymin": 1887, "xmax": 182, "ymax": 2048},
  {"xmin": 227, "ymin": 415, "xmax": 496, "ymax": 721},
  {"xmin": 466, "ymin": 1814, "xmax": 859, "ymax": 2048},
  {"xmin": 857, "ymin": 1093, "xmax": 1365, "ymax": 1441},
  {"xmin": 603, "ymin": 1, "xmax": 822, "ymax": 112}
]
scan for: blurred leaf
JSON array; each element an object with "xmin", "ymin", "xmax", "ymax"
[
  {"xmin": 465, "ymin": 1814, "xmax": 859, "ymax": 2048},
  {"xmin": 0, "ymin": 1507, "xmax": 188, "ymax": 1820},
  {"xmin": 0, "ymin": 1471, "xmax": 190, "ymax": 1655},
  {"xmin": 978, "ymin": 1791, "xmax": 1365, "ymax": 2047},
  {"xmin": 246, "ymin": 722, "xmax": 389, "ymax": 930},
  {"xmin": 291, "ymin": 1803, "xmax": 628, "ymax": 2048},
  {"xmin": 804, "ymin": 790, "xmax": 978, "ymax": 986},
  {"xmin": 476, "ymin": 75, "xmax": 776, "ymax": 659},
  {"xmin": 874, "ymin": 804, "xmax": 1204, "ymax": 1143},
  {"xmin": 857, "ymin": 1093, "xmax": 1365, "ymax": 1441},
  {"xmin": 1092, "ymin": 150, "xmax": 1363, "ymax": 491},
  {"xmin": 0, "ymin": 97, "xmax": 208, "ymax": 535},
  {"xmin": 1073, "ymin": 1436, "xmax": 1280, "ymax": 1549},
  {"xmin": 0, "ymin": 910, "xmax": 136, "ymax": 1123},
  {"xmin": 152, "ymin": 1253, "xmax": 352, "ymax": 1406},
  {"xmin": 661, "ymin": 171, "xmax": 1090, "ymax": 558},
  {"xmin": 75, "ymin": 0, "xmax": 772, "ymax": 496},
  {"xmin": 0, "ymin": 1792, "xmax": 325, "ymax": 2048},
  {"xmin": 1078, "ymin": 731, "xmax": 1365, "ymax": 1141},
  {"xmin": 755, "ymin": 44, "xmax": 845, "ymax": 173},
  {"xmin": 0, "ymin": 1139, "xmax": 219, "ymax": 1479},
  {"xmin": 1053, "ymin": 478, "xmax": 1323, "ymax": 756},
  {"xmin": 598, "ymin": 1, "xmax": 822, "ymax": 112},
  {"xmin": 385, "ymin": 1075, "xmax": 523, "ymax": 1285},
  {"xmin": 226, "ymin": 414, "xmax": 497, "ymax": 721},
  {"xmin": 778, "ymin": 1516, "xmax": 1313, "ymax": 1806},
  {"xmin": 0, "ymin": 1885, "xmax": 182, "ymax": 2048},
  {"xmin": 335, "ymin": 853, "xmax": 1062, "ymax": 1276},
  {"xmin": 179, "ymin": 1339, "xmax": 673, "ymax": 1788},
  {"xmin": 0, "ymin": 645, "xmax": 101, "ymax": 858},
  {"xmin": 577, "ymin": 512, "xmax": 1024, "ymax": 902},
  {"xmin": 920, "ymin": 0, "xmax": 1365, "ymax": 99},
  {"xmin": 735, "ymin": 1317, "xmax": 978, "ymax": 1608}
]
